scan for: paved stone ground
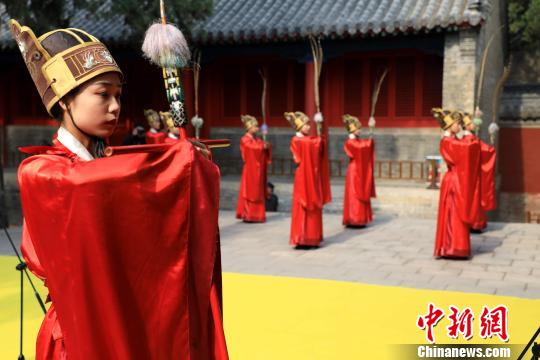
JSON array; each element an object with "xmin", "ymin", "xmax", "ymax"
[
  {"xmin": 2, "ymin": 211, "xmax": 539, "ymax": 299},
  {"xmin": 218, "ymin": 210, "xmax": 540, "ymax": 299}
]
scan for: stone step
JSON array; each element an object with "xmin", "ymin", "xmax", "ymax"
[
  {"xmin": 1, "ymin": 169, "xmax": 441, "ymax": 225},
  {"xmin": 222, "ymin": 175, "xmax": 440, "ymax": 219}
]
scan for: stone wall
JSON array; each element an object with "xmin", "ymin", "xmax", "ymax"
[
  {"xmin": 209, "ymin": 127, "xmax": 441, "ymax": 176},
  {"xmin": 497, "ymin": 192, "xmax": 540, "ymax": 223},
  {"xmin": 442, "ymin": 0, "xmax": 506, "ymax": 141},
  {"xmin": 5, "ymin": 125, "xmax": 57, "ymax": 166}
]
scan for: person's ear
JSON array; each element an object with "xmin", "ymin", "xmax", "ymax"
[{"xmin": 58, "ymin": 100, "xmax": 68, "ymax": 112}]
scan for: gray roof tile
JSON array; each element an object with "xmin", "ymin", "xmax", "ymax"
[
  {"xmin": 194, "ymin": 0, "xmax": 486, "ymax": 43},
  {"xmin": 1, "ymin": 0, "xmax": 486, "ymax": 48}
]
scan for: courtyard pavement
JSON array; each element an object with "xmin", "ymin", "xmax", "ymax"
[
  {"xmin": 2, "ymin": 210, "xmax": 539, "ymax": 299},
  {"xmin": 218, "ymin": 210, "xmax": 540, "ymax": 299}
]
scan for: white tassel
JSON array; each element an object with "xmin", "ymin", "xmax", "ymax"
[
  {"xmin": 142, "ymin": 22, "xmax": 191, "ymax": 68},
  {"xmin": 488, "ymin": 122, "xmax": 499, "ymax": 135},
  {"xmin": 190, "ymin": 115, "xmax": 204, "ymax": 128},
  {"xmin": 314, "ymin": 112, "xmax": 324, "ymax": 123},
  {"xmin": 368, "ymin": 116, "xmax": 376, "ymax": 128}
]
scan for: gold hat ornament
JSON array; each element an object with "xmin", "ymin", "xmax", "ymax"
[
  {"xmin": 432, "ymin": 108, "xmax": 461, "ymax": 130},
  {"xmin": 462, "ymin": 112, "xmax": 473, "ymax": 127},
  {"xmin": 342, "ymin": 114, "xmax": 362, "ymax": 134},
  {"xmin": 9, "ymin": 19, "xmax": 122, "ymax": 116},
  {"xmin": 284, "ymin": 111, "xmax": 309, "ymax": 132},
  {"xmin": 160, "ymin": 111, "xmax": 175, "ymax": 130},
  {"xmin": 241, "ymin": 115, "xmax": 258, "ymax": 131}
]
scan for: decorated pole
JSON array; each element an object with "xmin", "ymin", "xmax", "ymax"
[
  {"xmin": 191, "ymin": 49, "xmax": 203, "ymax": 139},
  {"xmin": 369, "ymin": 68, "xmax": 388, "ymax": 137},
  {"xmin": 259, "ymin": 68, "xmax": 268, "ymax": 141},
  {"xmin": 309, "ymin": 35, "xmax": 324, "ymax": 136},
  {"xmin": 490, "ymin": 58, "xmax": 512, "ymax": 145},
  {"xmin": 142, "ymin": 0, "xmax": 191, "ymax": 131},
  {"xmin": 473, "ymin": 25, "xmax": 505, "ymax": 136}
]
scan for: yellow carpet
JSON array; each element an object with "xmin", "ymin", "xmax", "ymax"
[{"xmin": 1, "ymin": 256, "xmax": 538, "ymax": 359}]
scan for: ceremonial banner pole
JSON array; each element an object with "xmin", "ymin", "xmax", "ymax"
[
  {"xmin": 142, "ymin": 0, "xmax": 191, "ymax": 131},
  {"xmin": 489, "ymin": 58, "xmax": 512, "ymax": 145},
  {"xmin": 369, "ymin": 68, "xmax": 388, "ymax": 138},
  {"xmin": 191, "ymin": 49, "xmax": 203, "ymax": 139},
  {"xmin": 474, "ymin": 25, "xmax": 505, "ymax": 136},
  {"xmin": 259, "ymin": 68, "xmax": 268, "ymax": 141},
  {"xmin": 309, "ymin": 35, "xmax": 324, "ymax": 136}
]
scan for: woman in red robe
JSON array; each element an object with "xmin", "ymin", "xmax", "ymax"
[
  {"xmin": 11, "ymin": 20, "xmax": 228, "ymax": 359},
  {"xmin": 145, "ymin": 109, "xmax": 166, "ymax": 144},
  {"xmin": 342, "ymin": 115, "xmax": 376, "ymax": 227},
  {"xmin": 462, "ymin": 114, "xmax": 497, "ymax": 232},
  {"xmin": 433, "ymin": 109, "xmax": 481, "ymax": 259},
  {"xmin": 236, "ymin": 115, "xmax": 271, "ymax": 222},
  {"xmin": 285, "ymin": 112, "xmax": 331, "ymax": 248}
]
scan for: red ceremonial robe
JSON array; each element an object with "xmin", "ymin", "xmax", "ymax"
[
  {"xmin": 472, "ymin": 140, "xmax": 497, "ymax": 231},
  {"xmin": 145, "ymin": 130, "xmax": 166, "ymax": 144},
  {"xmin": 236, "ymin": 134, "xmax": 271, "ymax": 222},
  {"xmin": 19, "ymin": 139, "xmax": 228, "ymax": 359},
  {"xmin": 343, "ymin": 138, "xmax": 376, "ymax": 226},
  {"xmin": 290, "ymin": 135, "xmax": 332, "ymax": 246},
  {"xmin": 434, "ymin": 135, "xmax": 481, "ymax": 258},
  {"xmin": 164, "ymin": 134, "xmax": 180, "ymax": 143}
]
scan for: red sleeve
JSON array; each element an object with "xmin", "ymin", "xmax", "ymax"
[
  {"xmin": 21, "ymin": 219, "xmax": 46, "ymax": 281},
  {"xmin": 480, "ymin": 141, "xmax": 497, "ymax": 210},
  {"xmin": 319, "ymin": 136, "xmax": 332, "ymax": 205},
  {"xmin": 18, "ymin": 141, "xmax": 227, "ymax": 358},
  {"xmin": 290, "ymin": 137, "xmax": 301, "ymax": 164},
  {"xmin": 441, "ymin": 136, "xmax": 481, "ymax": 224}
]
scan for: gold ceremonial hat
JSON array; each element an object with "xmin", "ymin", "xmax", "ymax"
[
  {"xmin": 241, "ymin": 115, "xmax": 258, "ymax": 131},
  {"xmin": 9, "ymin": 19, "xmax": 123, "ymax": 116},
  {"xmin": 342, "ymin": 114, "xmax": 362, "ymax": 134},
  {"xmin": 432, "ymin": 108, "xmax": 460, "ymax": 130},
  {"xmin": 160, "ymin": 111, "xmax": 175, "ymax": 130},
  {"xmin": 284, "ymin": 111, "xmax": 309, "ymax": 132},
  {"xmin": 462, "ymin": 112, "xmax": 473, "ymax": 127}
]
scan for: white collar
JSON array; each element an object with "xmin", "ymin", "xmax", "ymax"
[
  {"xmin": 150, "ymin": 128, "xmax": 158, "ymax": 134},
  {"xmin": 168, "ymin": 132, "xmax": 179, "ymax": 140},
  {"xmin": 295, "ymin": 132, "xmax": 304, "ymax": 137},
  {"xmin": 463, "ymin": 130, "xmax": 473, "ymax": 136},
  {"xmin": 348, "ymin": 133, "xmax": 356, "ymax": 139},
  {"xmin": 57, "ymin": 127, "xmax": 94, "ymax": 161}
]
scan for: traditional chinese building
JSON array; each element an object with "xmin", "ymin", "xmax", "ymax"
[{"xmin": 2, "ymin": 0, "xmax": 537, "ymax": 222}]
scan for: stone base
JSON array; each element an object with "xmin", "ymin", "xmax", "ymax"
[{"xmin": 496, "ymin": 192, "xmax": 540, "ymax": 223}]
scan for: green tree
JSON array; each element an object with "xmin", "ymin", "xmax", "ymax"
[
  {"xmin": 1, "ymin": 0, "xmax": 213, "ymax": 42},
  {"xmin": 1, "ymin": 0, "xmax": 98, "ymax": 34},
  {"xmin": 508, "ymin": 0, "xmax": 540, "ymax": 49},
  {"xmin": 104, "ymin": 0, "xmax": 213, "ymax": 42}
]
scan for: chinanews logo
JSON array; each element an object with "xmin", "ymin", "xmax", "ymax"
[{"xmin": 394, "ymin": 303, "xmax": 532, "ymax": 360}]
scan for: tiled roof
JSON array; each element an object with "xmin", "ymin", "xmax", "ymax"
[
  {"xmin": 1, "ymin": 0, "xmax": 486, "ymax": 48},
  {"xmin": 193, "ymin": 0, "xmax": 486, "ymax": 43}
]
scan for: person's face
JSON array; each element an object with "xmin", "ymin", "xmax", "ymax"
[
  {"xmin": 267, "ymin": 186, "xmax": 273, "ymax": 194},
  {"xmin": 150, "ymin": 116, "xmax": 161, "ymax": 130},
  {"xmin": 466, "ymin": 123, "xmax": 476, "ymax": 132},
  {"xmin": 354, "ymin": 129, "xmax": 362, "ymax": 137},
  {"xmin": 61, "ymin": 72, "xmax": 122, "ymax": 138},
  {"xmin": 249, "ymin": 125, "xmax": 259, "ymax": 134},
  {"xmin": 450, "ymin": 122, "xmax": 461, "ymax": 134},
  {"xmin": 300, "ymin": 123, "xmax": 310, "ymax": 135}
]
